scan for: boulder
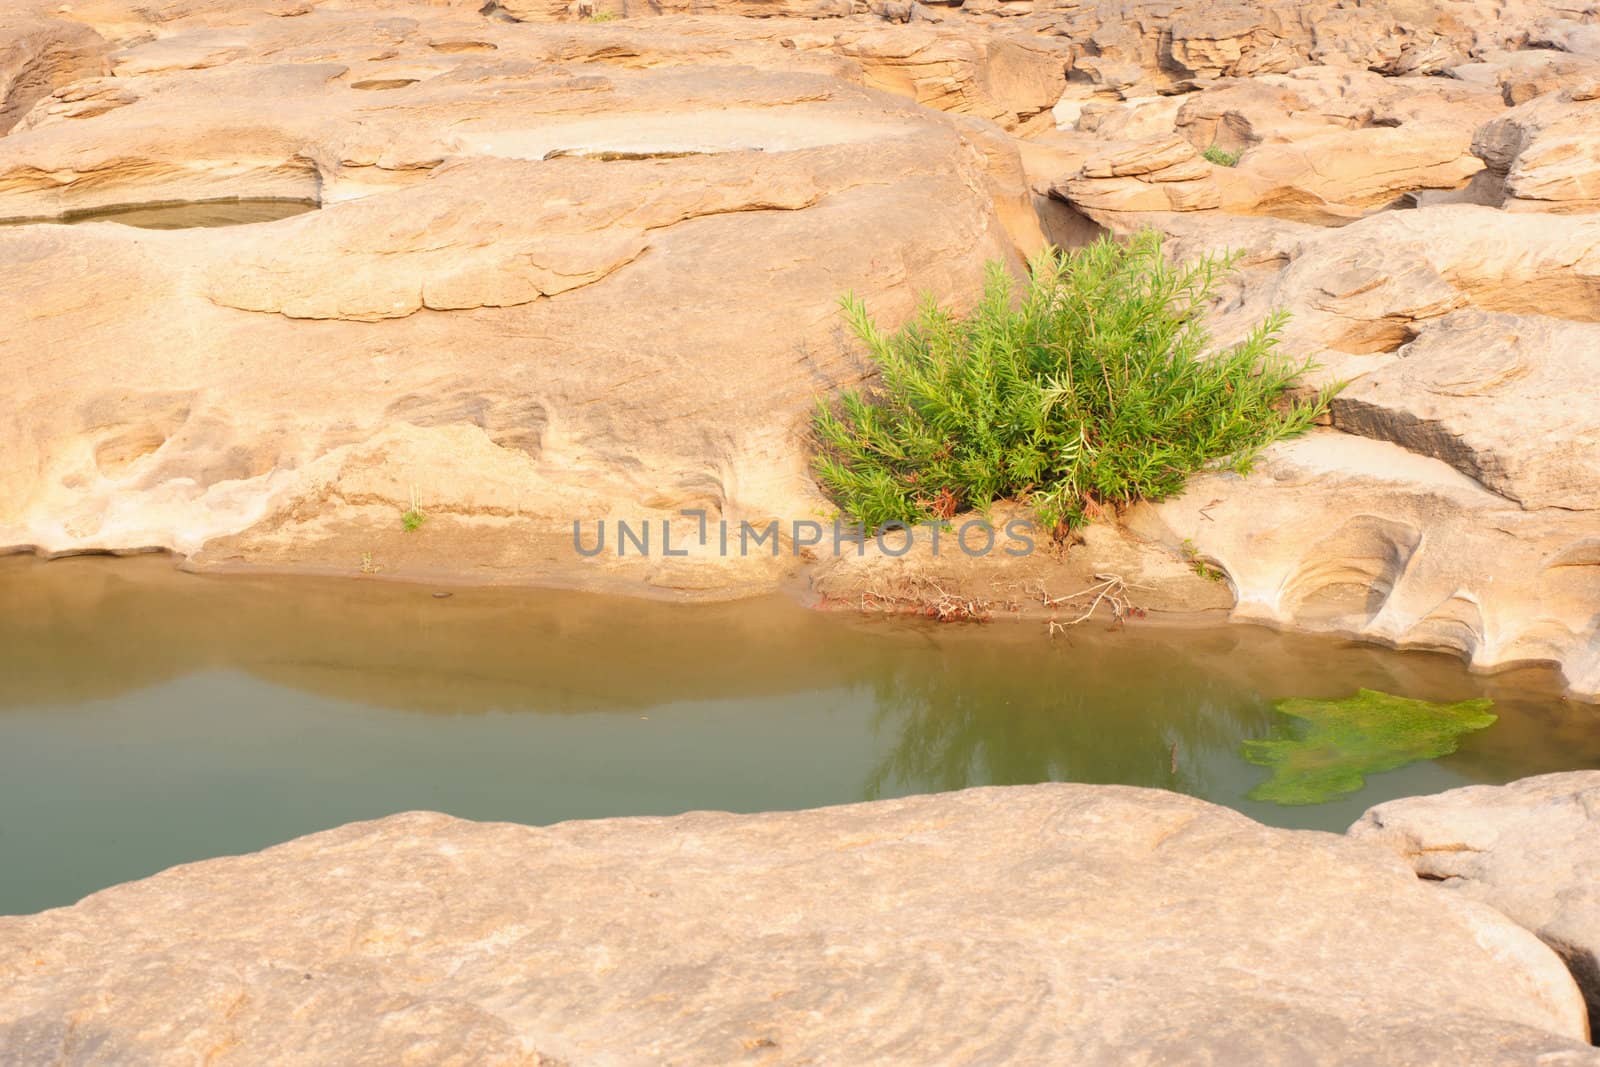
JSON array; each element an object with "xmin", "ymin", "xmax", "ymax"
[
  {"xmin": 1055, "ymin": 134, "xmax": 1225, "ymax": 214},
  {"xmin": 1, "ymin": 785, "xmax": 1596, "ymax": 1063},
  {"xmin": 1332, "ymin": 311, "xmax": 1600, "ymax": 511},
  {"xmin": 1056, "ymin": 122, "xmax": 1485, "ymax": 227},
  {"xmin": 1473, "ymin": 89, "xmax": 1600, "ymax": 213},
  {"xmin": 0, "ymin": 13, "xmax": 110, "ymax": 135},
  {"xmin": 1231, "ymin": 126, "xmax": 1483, "ymax": 224},
  {"xmin": 1351, "ymin": 771, "xmax": 1600, "ymax": 1035}
]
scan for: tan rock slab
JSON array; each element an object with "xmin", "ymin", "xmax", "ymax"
[
  {"xmin": 1, "ymin": 785, "xmax": 1596, "ymax": 1063},
  {"xmin": 1352, "ymin": 771, "xmax": 1600, "ymax": 1036}
]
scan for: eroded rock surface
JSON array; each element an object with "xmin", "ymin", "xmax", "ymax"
[
  {"xmin": 2, "ymin": 785, "xmax": 1597, "ymax": 1064},
  {"xmin": 1333, "ymin": 311, "xmax": 1600, "ymax": 510},
  {"xmin": 1352, "ymin": 771, "xmax": 1600, "ymax": 1035},
  {"xmin": 1022, "ymin": 0, "xmax": 1600, "ymax": 707},
  {"xmin": 1124, "ymin": 205, "xmax": 1600, "ymax": 701},
  {"xmin": 0, "ymin": 9, "xmax": 1043, "ymax": 598},
  {"xmin": 1473, "ymin": 88, "xmax": 1600, "ymax": 212},
  {"xmin": 1133, "ymin": 434, "xmax": 1600, "ymax": 702},
  {"xmin": 0, "ymin": 12, "xmax": 108, "ymax": 135},
  {"xmin": 1, "ymin": 0, "xmax": 1599, "ymax": 695}
]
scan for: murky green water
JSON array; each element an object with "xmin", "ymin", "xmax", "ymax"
[
  {"xmin": 0, "ymin": 198, "xmax": 317, "ymax": 230},
  {"xmin": 1, "ymin": 556, "xmax": 1596, "ymax": 915}
]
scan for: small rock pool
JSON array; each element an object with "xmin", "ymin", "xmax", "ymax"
[
  {"xmin": 2, "ymin": 555, "xmax": 1596, "ymax": 915},
  {"xmin": 0, "ymin": 198, "xmax": 317, "ymax": 230}
]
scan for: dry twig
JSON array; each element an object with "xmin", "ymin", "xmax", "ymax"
[
  {"xmin": 1039, "ymin": 573, "xmax": 1147, "ymax": 632},
  {"xmin": 860, "ymin": 577, "xmax": 992, "ymax": 622}
]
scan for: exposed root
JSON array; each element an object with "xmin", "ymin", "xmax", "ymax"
[
  {"xmin": 1038, "ymin": 573, "xmax": 1147, "ymax": 632},
  {"xmin": 860, "ymin": 576, "xmax": 993, "ymax": 622}
]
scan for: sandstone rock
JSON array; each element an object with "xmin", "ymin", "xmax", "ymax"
[
  {"xmin": 1014, "ymin": 128, "xmax": 1101, "ymax": 186},
  {"xmin": 1200, "ymin": 206, "xmax": 1600, "ymax": 363},
  {"xmin": 1135, "ymin": 432, "xmax": 1600, "ymax": 703},
  {"xmin": 835, "ymin": 27, "xmax": 1005, "ymax": 119},
  {"xmin": 1111, "ymin": 205, "xmax": 1600, "ymax": 703},
  {"xmin": 1351, "ymin": 771, "xmax": 1600, "ymax": 1034},
  {"xmin": 1070, "ymin": 56, "xmax": 1151, "ymax": 96},
  {"xmin": 0, "ymin": 50, "xmax": 1036, "ymax": 595},
  {"xmin": 1148, "ymin": 207, "xmax": 1326, "ymax": 269},
  {"xmin": 1175, "ymin": 68, "xmax": 1502, "ymax": 155},
  {"xmin": 20, "ymin": 0, "xmax": 1584, "ymax": 104},
  {"xmin": 1529, "ymin": 18, "xmax": 1600, "ymax": 57},
  {"xmin": 1491, "ymin": 49, "xmax": 1600, "ymax": 106},
  {"xmin": 1163, "ymin": 9, "xmax": 1301, "ymax": 79},
  {"xmin": 1232, "ymin": 127, "xmax": 1483, "ymax": 224},
  {"xmin": 0, "ymin": 13, "xmax": 110, "ymax": 135},
  {"xmin": 499, "ymin": 0, "xmax": 857, "ymax": 19},
  {"xmin": 1013, "ymin": 0, "xmax": 1572, "ymax": 92},
  {"xmin": 0, "ymin": 0, "xmax": 1078, "ymax": 602},
  {"xmin": 1072, "ymin": 94, "xmax": 1186, "ymax": 140},
  {"xmin": 1174, "ymin": 75, "xmax": 1341, "ymax": 154},
  {"xmin": 2, "ymin": 786, "xmax": 1597, "ymax": 1063},
  {"xmin": 830, "ymin": 26, "xmax": 1075, "ymax": 126},
  {"xmin": 1059, "ymin": 104, "xmax": 1487, "ymax": 226},
  {"xmin": 1056, "ymin": 134, "xmax": 1225, "ymax": 214},
  {"xmin": 781, "ymin": 24, "xmax": 1072, "ymax": 129},
  {"xmin": 1333, "ymin": 311, "xmax": 1600, "ymax": 510},
  {"xmin": 1078, "ymin": 133, "xmax": 1209, "ymax": 179},
  {"xmin": 1473, "ymin": 89, "xmax": 1600, "ymax": 212}
]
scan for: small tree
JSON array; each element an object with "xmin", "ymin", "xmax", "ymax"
[{"xmin": 813, "ymin": 232, "xmax": 1335, "ymax": 534}]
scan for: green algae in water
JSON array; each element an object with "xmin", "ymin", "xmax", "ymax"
[{"xmin": 1243, "ymin": 689, "xmax": 1497, "ymax": 805}]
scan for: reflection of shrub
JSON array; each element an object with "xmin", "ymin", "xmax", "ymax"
[
  {"xmin": 812, "ymin": 232, "xmax": 1336, "ymax": 534},
  {"xmin": 1203, "ymin": 145, "xmax": 1241, "ymax": 167}
]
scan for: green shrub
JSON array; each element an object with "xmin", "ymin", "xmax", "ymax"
[
  {"xmin": 401, "ymin": 486, "xmax": 427, "ymax": 533},
  {"xmin": 811, "ymin": 232, "xmax": 1336, "ymax": 535},
  {"xmin": 1203, "ymin": 145, "xmax": 1241, "ymax": 167}
]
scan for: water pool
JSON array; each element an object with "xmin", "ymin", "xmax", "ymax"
[{"xmin": 2, "ymin": 556, "xmax": 1594, "ymax": 915}]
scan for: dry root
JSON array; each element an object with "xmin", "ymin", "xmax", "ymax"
[
  {"xmin": 860, "ymin": 576, "xmax": 993, "ymax": 622},
  {"xmin": 1039, "ymin": 574, "xmax": 1147, "ymax": 633}
]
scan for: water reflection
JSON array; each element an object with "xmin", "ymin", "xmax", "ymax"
[
  {"xmin": 862, "ymin": 651, "xmax": 1265, "ymax": 798},
  {"xmin": 857, "ymin": 626, "xmax": 1600, "ymax": 830}
]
